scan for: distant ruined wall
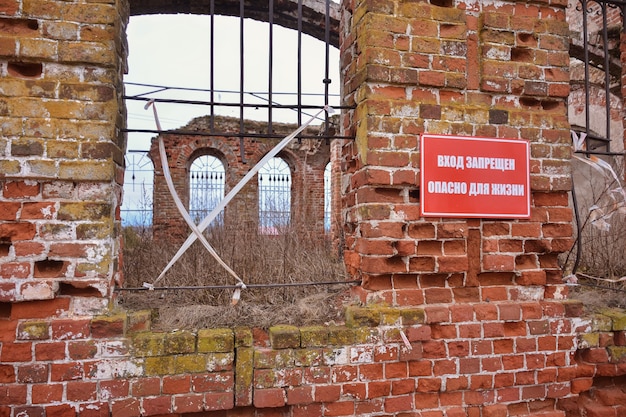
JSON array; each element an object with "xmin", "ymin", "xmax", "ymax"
[
  {"xmin": 1, "ymin": 1, "xmax": 626, "ymax": 417},
  {"xmin": 148, "ymin": 116, "xmax": 330, "ymax": 242}
]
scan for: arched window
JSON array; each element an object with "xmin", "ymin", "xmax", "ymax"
[
  {"xmin": 121, "ymin": 151, "xmax": 153, "ymax": 228},
  {"xmin": 324, "ymin": 162, "xmax": 332, "ymax": 232},
  {"xmin": 258, "ymin": 157, "xmax": 291, "ymax": 234},
  {"xmin": 189, "ymin": 155, "xmax": 225, "ymax": 224}
]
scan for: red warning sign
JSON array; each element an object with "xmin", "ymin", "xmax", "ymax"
[{"xmin": 420, "ymin": 134, "xmax": 530, "ymax": 218}]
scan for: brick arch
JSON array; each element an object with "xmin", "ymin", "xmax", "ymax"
[{"xmin": 128, "ymin": 0, "xmax": 340, "ymax": 47}]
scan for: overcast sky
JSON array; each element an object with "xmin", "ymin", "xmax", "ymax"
[
  {"xmin": 121, "ymin": 13, "xmax": 340, "ymax": 223},
  {"xmin": 124, "ymin": 14, "xmax": 340, "ymax": 151}
]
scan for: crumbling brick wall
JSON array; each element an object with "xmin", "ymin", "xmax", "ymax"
[
  {"xmin": 148, "ymin": 116, "xmax": 330, "ymax": 242},
  {"xmin": 1, "ymin": 1, "xmax": 626, "ymax": 417}
]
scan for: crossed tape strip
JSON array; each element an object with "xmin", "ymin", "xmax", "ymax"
[{"xmin": 142, "ymin": 100, "xmax": 334, "ymax": 304}]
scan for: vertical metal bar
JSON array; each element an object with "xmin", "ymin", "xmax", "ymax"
[
  {"xmin": 297, "ymin": 0, "xmax": 303, "ymax": 141},
  {"xmin": 210, "ymin": 0, "xmax": 215, "ymax": 133},
  {"xmin": 323, "ymin": 0, "xmax": 331, "ymax": 139},
  {"xmin": 268, "ymin": 0, "xmax": 274, "ymax": 134},
  {"xmin": 582, "ymin": 0, "xmax": 591, "ymax": 143},
  {"xmin": 601, "ymin": 3, "xmax": 611, "ymax": 150},
  {"xmin": 239, "ymin": 0, "xmax": 247, "ymax": 163}
]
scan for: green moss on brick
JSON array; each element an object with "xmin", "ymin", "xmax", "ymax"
[
  {"xmin": 144, "ymin": 355, "xmax": 174, "ymax": 375},
  {"xmin": 400, "ymin": 308, "xmax": 426, "ymax": 325},
  {"xmin": 601, "ymin": 309, "xmax": 626, "ymax": 331},
  {"xmin": 91, "ymin": 312, "xmax": 126, "ymax": 338},
  {"xmin": 294, "ymin": 348, "xmax": 323, "ymax": 367},
  {"xmin": 354, "ymin": 327, "xmax": 379, "ymax": 344},
  {"xmin": 198, "ymin": 328, "xmax": 234, "ymax": 353},
  {"xmin": 380, "ymin": 308, "xmax": 402, "ymax": 325},
  {"xmin": 173, "ymin": 354, "xmax": 207, "ymax": 373},
  {"xmin": 300, "ymin": 326, "xmax": 329, "ymax": 347},
  {"xmin": 328, "ymin": 326, "xmax": 355, "ymax": 345},
  {"xmin": 164, "ymin": 330, "xmax": 196, "ymax": 354},
  {"xmin": 254, "ymin": 349, "xmax": 294, "ymax": 369},
  {"xmin": 127, "ymin": 310, "xmax": 152, "ymax": 333},
  {"xmin": 578, "ymin": 333, "xmax": 599, "ymax": 349},
  {"xmin": 254, "ymin": 369, "xmax": 276, "ymax": 388},
  {"xmin": 345, "ymin": 306, "xmax": 381, "ymax": 327},
  {"xmin": 608, "ymin": 346, "xmax": 626, "ymax": 363},
  {"xmin": 269, "ymin": 325, "xmax": 300, "ymax": 349},
  {"xmin": 133, "ymin": 332, "xmax": 166, "ymax": 357},
  {"xmin": 18, "ymin": 321, "xmax": 49, "ymax": 340},
  {"xmin": 206, "ymin": 352, "xmax": 235, "ymax": 372},
  {"xmin": 235, "ymin": 347, "xmax": 254, "ymax": 406},
  {"xmin": 592, "ymin": 313, "xmax": 613, "ymax": 332},
  {"xmin": 234, "ymin": 327, "xmax": 253, "ymax": 348}
]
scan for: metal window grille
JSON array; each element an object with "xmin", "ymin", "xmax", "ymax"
[
  {"xmin": 570, "ymin": 0, "xmax": 625, "ymax": 153},
  {"xmin": 189, "ymin": 155, "xmax": 226, "ymax": 224},
  {"xmin": 121, "ymin": 151, "xmax": 154, "ymax": 227},
  {"xmin": 258, "ymin": 157, "xmax": 291, "ymax": 233},
  {"xmin": 324, "ymin": 162, "xmax": 331, "ymax": 231},
  {"xmin": 124, "ymin": 0, "xmax": 348, "ymax": 143}
]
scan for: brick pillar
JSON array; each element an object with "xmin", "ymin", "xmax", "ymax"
[
  {"xmin": 340, "ymin": 0, "xmax": 573, "ymax": 304},
  {"xmin": 0, "ymin": 1, "xmax": 128, "ymax": 303}
]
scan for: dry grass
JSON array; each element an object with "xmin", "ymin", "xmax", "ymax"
[
  {"xmin": 118, "ymin": 223, "xmax": 351, "ymax": 330},
  {"xmin": 562, "ymin": 156, "xmax": 626, "ymax": 313}
]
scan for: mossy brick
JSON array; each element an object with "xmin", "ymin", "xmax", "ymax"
[
  {"xmin": 345, "ymin": 306, "xmax": 381, "ymax": 327},
  {"xmin": 76, "ymin": 258, "xmax": 111, "ymax": 275},
  {"xmin": 254, "ymin": 349, "xmax": 295, "ymax": 369},
  {"xmin": 269, "ymin": 325, "xmax": 300, "ymax": 349},
  {"xmin": 59, "ymin": 161, "xmax": 114, "ymax": 181},
  {"xmin": 58, "ymin": 202, "xmax": 111, "ymax": 221},
  {"xmin": 133, "ymin": 332, "xmax": 166, "ymax": 357},
  {"xmin": 578, "ymin": 333, "xmax": 600, "ymax": 349},
  {"xmin": 198, "ymin": 328, "xmax": 233, "ymax": 353},
  {"xmin": 234, "ymin": 327, "xmax": 253, "ymax": 347},
  {"xmin": 608, "ymin": 346, "xmax": 626, "ymax": 363},
  {"xmin": 591, "ymin": 314, "xmax": 613, "ymax": 332},
  {"xmin": 354, "ymin": 327, "xmax": 379, "ymax": 344},
  {"xmin": 206, "ymin": 352, "xmax": 234, "ymax": 372},
  {"xmin": 601, "ymin": 309, "xmax": 626, "ymax": 331},
  {"xmin": 400, "ymin": 308, "xmax": 426, "ymax": 325},
  {"xmin": 0, "ymin": 160, "xmax": 21, "ymax": 175},
  {"xmin": 144, "ymin": 355, "xmax": 174, "ymax": 376},
  {"xmin": 173, "ymin": 354, "xmax": 207, "ymax": 373},
  {"xmin": 17, "ymin": 321, "xmax": 49, "ymax": 340},
  {"xmin": 328, "ymin": 326, "xmax": 355, "ymax": 346},
  {"xmin": 300, "ymin": 326, "xmax": 329, "ymax": 347},
  {"xmin": 127, "ymin": 310, "xmax": 152, "ymax": 333},
  {"xmin": 164, "ymin": 331, "xmax": 196, "ymax": 355},
  {"xmin": 76, "ymin": 222, "xmax": 113, "ymax": 240},
  {"xmin": 380, "ymin": 308, "xmax": 402, "ymax": 325},
  {"xmin": 235, "ymin": 347, "xmax": 253, "ymax": 406},
  {"xmin": 294, "ymin": 348, "xmax": 323, "ymax": 367},
  {"xmin": 91, "ymin": 313, "xmax": 126, "ymax": 338},
  {"xmin": 254, "ymin": 369, "xmax": 277, "ymax": 388}
]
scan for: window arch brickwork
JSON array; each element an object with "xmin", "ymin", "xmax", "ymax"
[{"xmin": 149, "ymin": 115, "xmax": 329, "ymax": 241}]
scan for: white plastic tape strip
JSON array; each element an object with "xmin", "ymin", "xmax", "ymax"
[
  {"xmin": 149, "ymin": 103, "xmax": 334, "ymax": 284},
  {"xmin": 145, "ymin": 101, "xmax": 245, "ymax": 288}
]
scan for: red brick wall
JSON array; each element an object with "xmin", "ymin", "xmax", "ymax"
[
  {"xmin": 149, "ymin": 116, "xmax": 330, "ymax": 242},
  {"xmin": 1, "ymin": 0, "xmax": 626, "ymax": 417}
]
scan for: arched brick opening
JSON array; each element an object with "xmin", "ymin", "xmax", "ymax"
[{"xmin": 128, "ymin": 0, "xmax": 340, "ymax": 47}]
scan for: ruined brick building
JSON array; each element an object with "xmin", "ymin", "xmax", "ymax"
[
  {"xmin": 147, "ymin": 115, "xmax": 333, "ymax": 242},
  {"xmin": 2, "ymin": 1, "xmax": 626, "ymax": 417}
]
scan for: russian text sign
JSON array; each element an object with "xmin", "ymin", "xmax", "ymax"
[{"xmin": 420, "ymin": 134, "xmax": 530, "ymax": 218}]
